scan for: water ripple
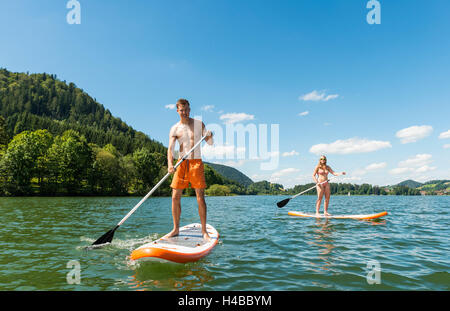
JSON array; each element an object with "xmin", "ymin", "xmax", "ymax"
[{"xmin": 0, "ymin": 195, "xmax": 449, "ymax": 290}]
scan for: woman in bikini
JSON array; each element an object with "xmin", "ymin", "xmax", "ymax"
[{"xmin": 312, "ymin": 155, "xmax": 346, "ymax": 216}]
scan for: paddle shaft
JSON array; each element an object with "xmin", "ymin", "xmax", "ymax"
[
  {"xmin": 116, "ymin": 134, "xmax": 208, "ymax": 227},
  {"xmin": 290, "ymin": 175, "xmax": 339, "ymax": 200}
]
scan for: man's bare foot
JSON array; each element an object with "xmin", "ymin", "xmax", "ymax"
[
  {"xmin": 165, "ymin": 228, "xmax": 179, "ymax": 238},
  {"xmin": 324, "ymin": 212, "xmax": 331, "ymax": 217},
  {"xmin": 203, "ymin": 232, "xmax": 211, "ymax": 241}
]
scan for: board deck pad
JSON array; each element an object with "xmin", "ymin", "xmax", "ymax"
[
  {"xmin": 156, "ymin": 225, "xmax": 212, "ymax": 248},
  {"xmin": 288, "ymin": 211, "xmax": 388, "ymax": 220},
  {"xmin": 130, "ymin": 223, "xmax": 219, "ymax": 263}
]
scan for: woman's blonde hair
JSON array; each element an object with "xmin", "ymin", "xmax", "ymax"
[{"xmin": 318, "ymin": 155, "xmax": 327, "ymax": 169}]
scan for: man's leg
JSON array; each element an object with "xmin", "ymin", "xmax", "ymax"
[
  {"xmin": 194, "ymin": 188, "xmax": 210, "ymax": 240},
  {"xmin": 167, "ymin": 188, "xmax": 183, "ymax": 237}
]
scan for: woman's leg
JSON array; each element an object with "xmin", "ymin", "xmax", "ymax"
[
  {"xmin": 316, "ymin": 185, "xmax": 324, "ymax": 214},
  {"xmin": 324, "ymin": 184, "xmax": 331, "ymax": 216}
]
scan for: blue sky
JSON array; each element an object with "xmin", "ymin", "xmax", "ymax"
[{"xmin": 1, "ymin": 0, "xmax": 449, "ymax": 187}]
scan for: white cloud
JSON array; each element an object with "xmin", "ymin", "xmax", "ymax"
[
  {"xmin": 298, "ymin": 111, "xmax": 309, "ymax": 116},
  {"xmin": 219, "ymin": 112, "xmax": 255, "ymax": 124},
  {"xmin": 201, "ymin": 105, "xmax": 215, "ymax": 112},
  {"xmin": 352, "ymin": 162, "xmax": 387, "ymax": 177},
  {"xmin": 299, "ymin": 90, "xmax": 339, "ymax": 102},
  {"xmin": 282, "ymin": 150, "xmax": 299, "ymax": 157},
  {"xmin": 271, "ymin": 168, "xmax": 300, "ymax": 178},
  {"xmin": 398, "ymin": 154, "xmax": 432, "ymax": 167},
  {"xmin": 268, "ymin": 177, "xmax": 281, "ymax": 183},
  {"xmin": 390, "ymin": 154, "xmax": 436, "ymax": 175},
  {"xmin": 342, "ymin": 176, "xmax": 362, "ymax": 182},
  {"xmin": 309, "ymin": 137, "xmax": 392, "ymax": 155},
  {"xmin": 165, "ymin": 104, "xmax": 176, "ymax": 110},
  {"xmin": 415, "ymin": 165, "xmax": 437, "ymax": 173},
  {"xmin": 223, "ymin": 160, "xmax": 246, "ymax": 168},
  {"xmin": 365, "ymin": 162, "xmax": 387, "ymax": 171},
  {"xmin": 202, "ymin": 144, "xmax": 245, "ymax": 159},
  {"xmin": 395, "ymin": 125, "xmax": 433, "ymax": 144},
  {"xmin": 444, "ymin": 144, "xmax": 450, "ymax": 149},
  {"xmin": 439, "ymin": 130, "xmax": 450, "ymax": 139},
  {"xmin": 251, "ymin": 174, "xmax": 264, "ymax": 180},
  {"xmin": 267, "ymin": 151, "xmax": 280, "ymax": 158},
  {"xmin": 352, "ymin": 169, "xmax": 367, "ymax": 176},
  {"xmin": 389, "ymin": 167, "xmax": 413, "ymax": 175}
]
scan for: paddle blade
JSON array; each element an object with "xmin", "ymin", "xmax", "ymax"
[
  {"xmin": 277, "ymin": 198, "xmax": 290, "ymax": 208},
  {"xmin": 91, "ymin": 225, "xmax": 119, "ymax": 246}
]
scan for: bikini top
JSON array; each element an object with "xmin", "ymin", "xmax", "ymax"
[{"xmin": 318, "ymin": 168, "xmax": 329, "ymax": 176}]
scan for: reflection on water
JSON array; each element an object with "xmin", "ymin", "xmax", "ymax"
[
  {"xmin": 366, "ymin": 219, "xmax": 387, "ymax": 226},
  {"xmin": 307, "ymin": 219, "xmax": 335, "ymax": 272},
  {"xmin": 128, "ymin": 260, "xmax": 214, "ymax": 291},
  {"xmin": 0, "ymin": 195, "xmax": 448, "ymax": 290}
]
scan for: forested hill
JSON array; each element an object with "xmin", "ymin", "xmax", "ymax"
[
  {"xmin": 0, "ymin": 69, "xmax": 446, "ymax": 197},
  {"xmin": 0, "ymin": 68, "xmax": 246, "ymax": 196},
  {"xmin": 396, "ymin": 179, "xmax": 423, "ymax": 188},
  {"xmin": 0, "ymin": 68, "xmax": 165, "ymax": 155},
  {"xmin": 204, "ymin": 162, "xmax": 254, "ymax": 187}
]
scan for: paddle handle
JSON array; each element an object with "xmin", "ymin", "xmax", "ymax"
[
  {"xmin": 291, "ymin": 175, "xmax": 339, "ymax": 199},
  {"xmin": 117, "ymin": 134, "xmax": 208, "ymax": 227}
]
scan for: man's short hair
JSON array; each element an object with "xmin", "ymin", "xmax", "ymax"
[{"xmin": 176, "ymin": 99, "xmax": 190, "ymax": 109}]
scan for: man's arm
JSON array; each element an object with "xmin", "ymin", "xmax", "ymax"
[
  {"xmin": 202, "ymin": 122, "xmax": 214, "ymax": 145},
  {"xmin": 167, "ymin": 135, "xmax": 177, "ymax": 173}
]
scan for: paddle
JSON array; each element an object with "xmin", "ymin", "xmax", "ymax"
[
  {"xmin": 90, "ymin": 134, "xmax": 209, "ymax": 247},
  {"xmin": 276, "ymin": 175, "xmax": 339, "ymax": 208}
]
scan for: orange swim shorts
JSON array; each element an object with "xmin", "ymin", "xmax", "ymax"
[{"xmin": 170, "ymin": 159, "xmax": 206, "ymax": 189}]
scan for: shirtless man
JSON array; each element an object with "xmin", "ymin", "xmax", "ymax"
[{"xmin": 167, "ymin": 99, "xmax": 214, "ymax": 240}]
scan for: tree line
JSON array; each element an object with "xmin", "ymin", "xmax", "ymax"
[
  {"xmin": 287, "ymin": 182, "xmax": 420, "ymax": 196},
  {"xmin": 0, "ymin": 68, "xmax": 424, "ymax": 197},
  {"xmin": 0, "ymin": 127, "xmax": 247, "ymax": 196},
  {"xmin": 0, "ymin": 125, "xmax": 423, "ymax": 197}
]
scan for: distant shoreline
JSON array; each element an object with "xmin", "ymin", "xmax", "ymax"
[{"xmin": 1, "ymin": 194, "xmax": 448, "ymax": 198}]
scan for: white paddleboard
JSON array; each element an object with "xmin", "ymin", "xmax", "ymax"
[
  {"xmin": 288, "ymin": 211, "xmax": 388, "ymax": 220},
  {"xmin": 130, "ymin": 223, "xmax": 219, "ymax": 263}
]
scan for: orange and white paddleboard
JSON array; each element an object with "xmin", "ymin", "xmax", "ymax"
[
  {"xmin": 130, "ymin": 223, "xmax": 219, "ymax": 263},
  {"xmin": 288, "ymin": 211, "xmax": 388, "ymax": 220}
]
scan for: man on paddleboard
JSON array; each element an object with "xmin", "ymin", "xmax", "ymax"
[{"xmin": 167, "ymin": 99, "xmax": 214, "ymax": 240}]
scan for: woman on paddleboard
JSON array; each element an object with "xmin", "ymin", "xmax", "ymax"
[{"xmin": 312, "ymin": 155, "xmax": 345, "ymax": 216}]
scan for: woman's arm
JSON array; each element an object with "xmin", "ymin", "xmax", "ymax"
[
  {"xmin": 328, "ymin": 166, "xmax": 345, "ymax": 176},
  {"xmin": 312, "ymin": 166, "xmax": 319, "ymax": 183}
]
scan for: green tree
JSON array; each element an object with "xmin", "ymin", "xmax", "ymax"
[
  {"xmin": 206, "ymin": 184, "xmax": 231, "ymax": 196},
  {"xmin": 46, "ymin": 130, "xmax": 93, "ymax": 194},
  {"xmin": 132, "ymin": 148, "xmax": 166, "ymax": 194},
  {"xmin": 2, "ymin": 130, "xmax": 53, "ymax": 194},
  {"xmin": 91, "ymin": 147, "xmax": 126, "ymax": 194},
  {"xmin": 0, "ymin": 116, "xmax": 8, "ymax": 152}
]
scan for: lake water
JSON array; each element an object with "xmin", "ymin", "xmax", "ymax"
[{"xmin": 0, "ymin": 195, "xmax": 448, "ymax": 291}]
